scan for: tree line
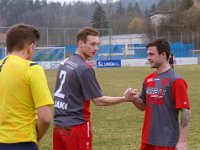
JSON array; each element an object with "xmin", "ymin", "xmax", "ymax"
[{"xmin": 0, "ymin": 0, "xmax": 199, "ymax": 36}]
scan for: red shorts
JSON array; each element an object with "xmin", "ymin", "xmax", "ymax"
[
  {"xmin": 53, "ymin": 121, "xmax": 92, "ymax": 150},
  {"xmin": 140, "ymin": 143, "xmax": 175, "ymax": 150}
]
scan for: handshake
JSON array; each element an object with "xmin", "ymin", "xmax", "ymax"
[{"xmin": 123, "ymin": 88, "xmax": 140, "ymax": 103}]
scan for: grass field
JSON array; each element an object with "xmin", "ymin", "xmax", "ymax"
[{"xmin": 40, "ymin": 65, "xmax": 200, "ymax": 150}]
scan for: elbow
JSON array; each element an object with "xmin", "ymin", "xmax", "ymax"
[
  {"xmin": 44, "ymin": 116, "xmax": 52, "ymax": 125},
  {"xmin": 92, "ymin": 97, "xmax": 105, "ymax": 106},
  {"xmin": 37, "ymin": 105, "xmax": 52, "ymax": 126},
  {"xmin": 40, "ymin": 116, "xmax": 52, "ymax": 126},
  {"xmin": 92, "ymin": 99, "xmax": 103, "ymax": 106}
]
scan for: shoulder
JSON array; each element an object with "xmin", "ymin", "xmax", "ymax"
[
  {"xmin": 29, "ymin": 62, "xmax": 38, "ymax": 67},
  {"xmin": 0, "ymin": 56, "xmax": 9, "ymax": 64},
  {"xmin": 27, "ymin": 61, "xmax": 44, "ymax": 75},
  {"xmin": 173, "ymin": 78, "xmax": 187, "ymax": 85},
  {"xmin": 144, "ymin": 72, "xmax": 156, "ymax": 82},
  {"xmin": 76, "ymin": 62, "xmax": 95, "ymax": 78},
  {"xmin": 169, "ymin": 69, "xmax": 181, "ymax": 81},
  {"xmin": 76, "ymin": 64, "xmax": 91, "ymax": 75},
  {"xmin": 28, "ymin": 61, "xmax": 43, "ymax": 70},
  {"xmin": 170, "ymin": 70, "xmax": 187, "ymax": 87}
]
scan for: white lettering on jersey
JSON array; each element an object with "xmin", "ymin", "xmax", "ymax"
[
  {"xmin": 147, "ymin": 78, "xmax": 153, "ymax": 83},
  {"xmin": 54, "ymin": 100, "xmax": 68, "ymax": 110},
  {"xmin": 54, "ymin": 70, "xmax": 67, "ymax": 99}
]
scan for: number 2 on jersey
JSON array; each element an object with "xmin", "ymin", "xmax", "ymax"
[{"xmin": 54, "ymin": 70, "xmax": 66, "ymax": 98}]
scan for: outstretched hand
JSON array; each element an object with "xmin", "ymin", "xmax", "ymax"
[{"xmin": 123, "ymin": 88, "xmax": 140, "ymax": 102}]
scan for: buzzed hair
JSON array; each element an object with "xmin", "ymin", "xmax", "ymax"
[
  {"xmin": 6, "ymin": 24, "xmax": 40, "ymax": 53},
  {"xmin": 76, "ymin": 27, "xmax": 99, "ymax": 43},
  {"xmin": 146, "ymin": 38, "xmax": 171, "ymax": 60}
]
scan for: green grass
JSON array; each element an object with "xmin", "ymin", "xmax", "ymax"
[{"xmin": 40, "ymin": 65, "xmax": 200, "ymax": 150}]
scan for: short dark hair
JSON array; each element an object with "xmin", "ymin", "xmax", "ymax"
[
  {"xmin": 146, "ymin": 38, "xmax": 170, "ymax": 60},
  {"xmin": 76, "ymin": 27, "xmax": 99, "ymax": 43},
  {"xmin": 6, "ymin": 24, "xmax": 40, "ymax": 53}
]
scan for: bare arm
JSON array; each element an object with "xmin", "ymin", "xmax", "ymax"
[
  {"xmin": 92, "ymin": 96, "xmax": 133, "ymax": 106},
  {"xmin": 36, "ymin": 105, "xmax": 52, "ymax": 141},
  {"xmin": 124, "ymin": 88, "xmax": 146, "ymax": 111},
  {"xmin": 176, "ymin": 108, "xmax": 191, "ymax": 150},
  {"xmin": 132, "ymin": 97, "xmax": 146, "ymax": 111}
]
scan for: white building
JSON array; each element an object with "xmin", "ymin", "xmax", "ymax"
[
  {"xmin": 150, "ymin": 11, "xmax": 172, "ymax": 28},
  {"xmin": 100, "ymin": 34, "xmax": 149, "ymax": 56},
  {"xmin": 100, "ymin": 34, "xmax": 148, "ymax": 45}
]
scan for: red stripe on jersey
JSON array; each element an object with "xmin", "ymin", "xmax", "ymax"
[
  {"xmin": 83, "ymin": 100, "xmax": 91, "ymax": 121},
  {"xmin": 142, "ymin": 101, "xmax": 152, "ymax": 144},
  {"xmin": 82, "ymin": 62, "xmax": 93, "ymax": 121},
  {"xmin": 142, "ymin": 72, "xmax": 157, "ymax": 144}
]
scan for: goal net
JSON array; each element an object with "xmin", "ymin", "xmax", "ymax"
[
  {"xmin": 191, "ymin": 49, "xmax": 200, "ymax": 57},
  {"xmin": 32, "ymin": 47, "xmax": 65, "ymax": 61}
]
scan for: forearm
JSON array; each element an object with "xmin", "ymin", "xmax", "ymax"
[
  {"xmin": 132, "ymin": 98, "xmax": 145, "ymax": 111},
  {"xmin": 36, "ymin": 119, "xmax": 51, "ymax": 141},
  {"xmin": 178, "ymin": 108, "xmax": 191, "ymax": 142},
  {"xmin": 92, "ymin": 96, "xmax": 126, "ymax": 106},
  {"xmin": 36, "ymin": 106, "xmax": 52, "ymax": 141}
]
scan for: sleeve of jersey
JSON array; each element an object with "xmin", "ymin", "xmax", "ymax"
[
  {"xmin": 78, "ymin": 68, "xmax": 102, "ymax": 100},
  {"xmin": 27, "ymin": 65, "xmax": 54, "ymax": 108},
  {"xmin": 172, "ymin": 78, "xmax": 190, "ymax": 109}
]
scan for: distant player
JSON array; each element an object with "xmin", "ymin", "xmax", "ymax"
[
  {"xmin": 169, "ymin": 53, "xmax": 175, "ymax": 69},
  {"xmin": 125, "ymin": 38, "xmax": 191, "ymax": 150},
  {"xmin": 0, "ymin": 24, "xmax": 53, "ymax": 150},
  {"xmin": 53, "ymin": 27, "xmax": 135, "ymax": 150}
]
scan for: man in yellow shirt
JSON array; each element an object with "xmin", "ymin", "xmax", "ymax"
[{"xmin": 0, "ymin": 24, "xmax": 53, "ymax": 150}]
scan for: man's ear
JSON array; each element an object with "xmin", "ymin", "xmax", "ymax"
[
  {"xmin": 161, "ymin": 52, "xmax": 167, "ymax": 60},
  {"xmin": 78, "ymin": 40, "xmax": 84, "ymax": 48},
  {"xmin": 26, "ymin": 43, "xmax": 33, "ymax": 49},
  {"xmin": 26, "ymin": 43, "xmax": 34, "ymax": 54}
]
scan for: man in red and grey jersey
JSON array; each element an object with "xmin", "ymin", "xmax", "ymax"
[
  {"xmin": 53, "ymin": 27, "xmax": 135, "ymax": 150},
  {"xmin": 125, "ymin": 39, "xmax": 191, "ymax": 150}
]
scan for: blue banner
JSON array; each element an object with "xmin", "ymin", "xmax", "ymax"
[{"xmin": 96, "ymin": 60, "xmax": 121, "ymax": 68}]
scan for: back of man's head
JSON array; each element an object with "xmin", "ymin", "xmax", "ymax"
[
  {"xmin": 146, "ymin": 38, "xmax": 170, "ymax": 60},
  {"xmin": 6, "ymin": 24, "xmax": 40, "ymax": 53},
  {"xmin": 76, "ymin": 27, "xmax": 99, "ymax": 44}
]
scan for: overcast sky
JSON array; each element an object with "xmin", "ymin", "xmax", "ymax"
[{"xmin": 47, "ymin": 0, "xmax": 117, "ymax": 4}]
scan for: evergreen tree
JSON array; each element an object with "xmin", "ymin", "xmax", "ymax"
[
  {"xmin": 90, "ymin": 3, "xmax": 109, "ymax": 32},
  {"xmin": 127, "ymin": 3, "xmax": 134, "ymax": 16},
  {"xmin": 116, "ymin": 0, "xmax": 125, "ymax": 16},
  {"xmin": 6, "ymin": 0, "xmax": 27, "ymax": 26},
  {"xmin": 144, "ymin": 8, "xmax": 150, "ymax": 17},
  {"xmin": 0, "ymin": 0, "xmax": 10, "ymax": 25},
  {"xmin": 35, "ymin": 0, "xmax": 41, "ymax": 10},
  {"xmin": 149, "ymin": 4, "xmax": 157, "ymax": 14},
  {"xmin": 180, "ymin": 0, "xmax": 193, "ymax": 10},
  {"xmin": 41, "ymin": 0, "xmax": 47, "ymax": 8},
  {"xmin": 134, "ymin": 2, "xmax": 142, "ymax": 16},
  {"xmin": 157, "ymin": 0, "xmax": 169, "ymax": 11},
  {"xmin": 27, "ymin": 0, "xmax": 34, "ymax": 10}
]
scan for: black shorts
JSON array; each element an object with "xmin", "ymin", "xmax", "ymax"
[{"xmin": 0, "ymin": 142, "xmax": 37, "ymax": 150}]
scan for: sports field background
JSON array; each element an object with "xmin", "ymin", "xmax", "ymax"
[{"xmin": 40, "ymin": 65, "xmax": 200, "ymax": 150}]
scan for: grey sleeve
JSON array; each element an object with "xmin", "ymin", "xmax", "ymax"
[
  {"xmin": 78, "ymin": 68, "xmax": 102, "ymax": 100},
  {"xmin": 140, "ymin": 82, "xmax": 146, "ymax": 104}
]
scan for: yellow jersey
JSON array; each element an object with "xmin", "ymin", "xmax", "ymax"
[{"xmin": 0, "ymin": 55, "xmax": 53, "ymax": 143}]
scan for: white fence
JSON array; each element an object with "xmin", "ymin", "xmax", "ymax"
[{"xmin": 39, "ymin": 57, "xmax": 199, "ymax": 70}]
